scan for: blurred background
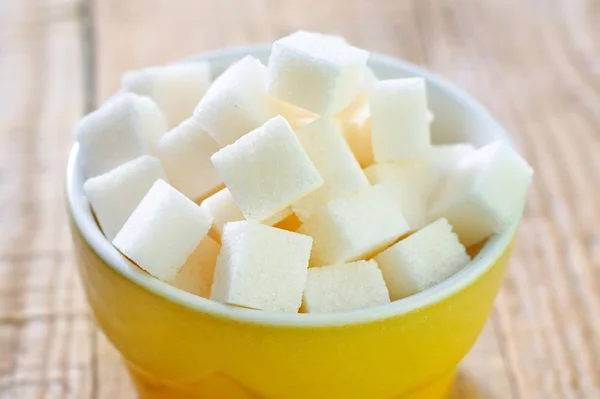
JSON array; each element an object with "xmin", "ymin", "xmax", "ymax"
[{"xmin": 1, "ymin": 0, "xmax": 599, "ymax": 398}]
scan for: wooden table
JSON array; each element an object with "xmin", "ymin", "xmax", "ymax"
[{"xmin": 1, "ymin": 0, "xmax": 599, "ymax": 397}]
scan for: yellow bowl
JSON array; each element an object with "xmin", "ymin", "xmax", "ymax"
[{"xmin": 67, "ymin": 45, "xmax": 521, "ymax": 399}]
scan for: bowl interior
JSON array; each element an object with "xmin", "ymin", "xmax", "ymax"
[{"xmin": 67, "ymin": 44, "xmax": 518, "ymax": 327}]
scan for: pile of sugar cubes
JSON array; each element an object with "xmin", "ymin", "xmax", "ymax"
[{"xmin": 78, "ymin": 31, "xmax": 533, "ymax": 313}]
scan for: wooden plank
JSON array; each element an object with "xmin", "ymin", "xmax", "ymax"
[
  {"xmin": 1, "ymin": 0, "xmax": 597, "ymax": 397},
  {"xmin": 95, "ymin": 333, "xmax": 136, "ymax": 399},
  {"xmin": 0, "ymin": 0, "xmax": 91, "ymax": 398}
]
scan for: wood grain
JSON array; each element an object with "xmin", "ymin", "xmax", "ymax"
[
  {"xmin": 1, "ymin": 0, "xmax": 599, "ymax": 397},
  {"xmin": 0, "ymin": 0, "xmax": 91, "ymax": 398}
]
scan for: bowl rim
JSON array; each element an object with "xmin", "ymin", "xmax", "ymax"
[{"xmin": 66, "ymin": 43, "xmax": 520, "ymax": 327}]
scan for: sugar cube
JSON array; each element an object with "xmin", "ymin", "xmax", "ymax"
[
  {"xmin": 84, "ymin": 155, "xmax": 167, "ymax": 241},
  {"xmin": 294, "ymin": 117, "xmax": 320, "ymax": 130},
  {"xmin": 335, "ymin": 66, "xmax": 378, "ymax": 121},
  {"xmin": 156, "ymin": 118, "xmax": 223, "ymax": 202},
  {"xmin": 200, "ymin": 188, "xmax": 244, "ymax": 238},
  {"xmin": 374, "ymin": 218, "xmax": 470, "ymax": 299},
  {"xmin": 267, "ymin": 31, "xmax": 369, "ymax": 115},
  {"xmin": 427, "ymin": 110, "xmax": 435, "ymax": 123},
  {"xmin": 194, "ymin": 56, "xmax": 275, "ymax": 145},
  {"xmin": 173, "ymin": 236, "xmax": 221, "ymax": 298},
  {"xmin": 269, "ymin": 96, "xmax": 317, "ymax": 129},
  {"xmin": 302, "ymin": 260, "xmax": 390, "ymax": 313},
  {"xmin": 292, "ymin": 118, "xmax": 370, "ymax": 221},
  {"xmin": 211, "ymin": 115, "xmax": 323, "ymax": 222},
  {"xmin": 333, "ymin": 68, "xmax": 378, "ymax": 168},
  {"xmin": 364, "ymin": 160, "xmax": 441, "ymax": 231},
  {"xmin": 429, "ymin": 141, "xmax": 533, "ymax": 247},
  {"xmin": 369, "ymin": 78, "xmax": 431, "ymax": 161},
  {"xmin": 262, "ymin": 207, "xmax": 293, "ymax": 226},
  {"xmin": 338, "ymin": 103, "xmax": 373, "ymax": 168},
  {"xmin": 122, "ymin": 62, "xmax": 211, "ymax": 128},
  {"xmin": 210, "ymin": 221, "xmax": 312, "ymax": 312},
  {"xmin": 428, "ymin": 143, "xmax": 476, "ymax": 171},
  {"xmin": 427, "ymin": 143, "xmax": 476, "ymax": 193},
  {"xmin": 201, "ymin": 188, "xmax": 294, "ymax": 240},
  {"xmin": 297, "ymin": 185, "xmax": 410, "ymax": 266},
  {"xmin": 113, "ymin": 180, "xmax": 213, "ymax": 283},
  {"xmin": 76, "ymin": 92, "xmax": 167, "ymax": 178}
]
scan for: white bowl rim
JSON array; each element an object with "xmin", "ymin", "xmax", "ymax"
[{"xmin": 66, "ymin": 44, "xmax": 519, "ymax": 327}]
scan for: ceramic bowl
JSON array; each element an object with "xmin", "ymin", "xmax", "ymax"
[{"xmin": 67, "ymin": 45, "xmax": 519, "ymax": 399}]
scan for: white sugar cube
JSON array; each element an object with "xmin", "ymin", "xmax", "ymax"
[
  {"xmin": 76, "ymin": 92, "xmax": 167, "ymax": 178},
  {"xmin": 262, "ymin": 207, "xmax": 293, "ymax": 226},
  {"xmin": 84, "ymin": 155, "xmax": 167, "ymax": 241},
  {"xmin": 374, "ymin": 218, "xmax": 470, "ymax": 299},
  {"xmin": 429, "ymin": 141, "xmax": 533, "ymax": 247},
  {"xmin": 364, "ymin": 160, "xmax": 441, "ymax": 231},
  {"xmin": 156, "ymin": 118, "xmax": 223, "ymax": 202},
  {"xmin": 338, "ymin": 103, "xmax": 373, "ymax": 168},
  {"xmin": 336, "ymin": 66, "xmax": 378, "ymax": 121},
  {"xmin": 427, "ymin": 143, "xmax": 476, "ymax": 193},
  {"xmin": 427, "ymin": 110, "xmax": 435, "ymax": 123},
  {"xmin": 302, "ymin": 260, "xmax": 390, "ymax": 313},
  {"xmin": 292, "ymin": 118, "xmax": 370, "ymax": 221},
  {"xmin": 173, "ymin": 236, "xmax": 221, "ymax": 298},
  {"xmin": 294, "ymin": 117, "xmax": 320, "ymax": 130},
  {"xmin": 211, "ymin": 115, "xmax": 323, "ymax": 222},
  {"xmin": 122, "ymin": 62, "xmax": 211, "ymax": 128},
  {"xmin": 210, "ymin": 221, "xmax": 312, "ymax": 312},
  {"xmin": 201, "ymin": 189, "xmax": 294, "ymax": 239},
  {"xmin": 369, "ymin": 78, "xmax": 431, "ymax": 162},
  {"xmin": 194, "ymin": 56, "xmax": 275, "ymax": 145},
  {"xmin": 269, "ymin": 96, "xmax": 317, "ymax": 129},
  {"xmin": 267, "ymin": 31, "xmax": 369, "ymax": 115},
  {"xmin": 297, "ymin": 185, "xmax": 410, "ymax": 266},
  {"xmin": 200, "ymin": 188, "xmax": 244, "ymax": 238},
  {"xmin": 113, "ymin": 180, "xmax": 213, "ymax": 283},
  {"xmin": 334, "ymin": 68, "xmax": 378, "ymax": 168},
  {"xmin": 428, "ymin": 143, "xmax": 476, "ymax": 171}
]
